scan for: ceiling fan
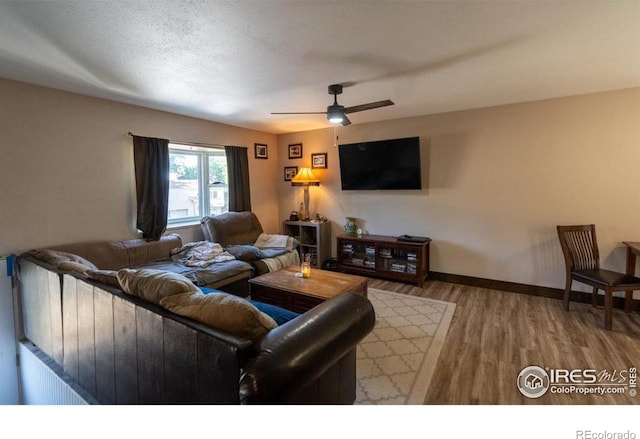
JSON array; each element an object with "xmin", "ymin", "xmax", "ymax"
[{"xmin": 271, "ymin": 84, "xmax": 394, "ymax": 126}]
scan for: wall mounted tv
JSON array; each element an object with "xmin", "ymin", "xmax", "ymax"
[{"xmin": 338, "ymin": 136, "xmax": 422, "ymax": 190}]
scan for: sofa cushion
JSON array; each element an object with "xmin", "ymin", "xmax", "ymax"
[
  {"xmin": 28, "ymin": 249, "xmax": 98, "ymax": 276},
  {"xmin": 200, "ymin": 211, "xmax": 264, "ymax": 247},
  {"xmin": 130, "ymin": 259, "xmax": 253, "ymax": 288},
  {"xmin": 123, "ymin": 233, "xmax": 183, "ymax": 268},
  {"xmin": 160, "ymin": 291, "xmax": 277, "ymax": 340},
  {"xmin": 47, "ymin": 234, "xmax": 182, "ymax": 270},
  {"xmin": 86, "ymin": 269, "xmax": 121, "ymax": 289},
  {"xmin": 117, "ymin": 268, "xmax": 199, "ymax": 304}
]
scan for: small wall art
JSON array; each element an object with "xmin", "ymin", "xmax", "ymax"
[
  {"xmin": 284, "ymin": 166, "xmax": 298, "ymax": 181},
  {"xmin": 311, "ymin": 152, "xmax": 327, "ymax": 169},
  {"xmin": 255, "ymin": 143, "xmax": 268, "ymax": 159},
  {"xmin": 288, "ymin": 143, "xmax": 303, "ymax": 159}
]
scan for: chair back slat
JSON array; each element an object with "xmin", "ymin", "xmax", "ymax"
[{"xmin": 557, "ymin": 225, "xmax": 600, "ymax": 271}]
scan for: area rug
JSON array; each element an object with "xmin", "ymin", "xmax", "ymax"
[{"xmin": 356, "ymin": 288, "xmax": 456, "ymax": 405}]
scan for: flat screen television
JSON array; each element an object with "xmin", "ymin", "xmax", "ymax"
[{"xmin": 338, "ymin": 136, "xmax": 422, "ymax": 190}]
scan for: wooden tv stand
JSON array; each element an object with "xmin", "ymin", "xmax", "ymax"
[{"xmin": 337, "ymin": 234, "xmax": 431, "ymax": 287}]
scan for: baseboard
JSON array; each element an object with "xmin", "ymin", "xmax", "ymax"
[{"xmin": 429, "ymin": 271, "xmax": 640, "ymax": 312}]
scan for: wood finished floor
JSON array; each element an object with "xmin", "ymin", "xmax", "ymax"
[{"xmin": 368, "ymin": 278, "xmax": 640, "ymax": 405}]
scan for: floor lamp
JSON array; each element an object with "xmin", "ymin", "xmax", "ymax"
[{"xmin": 291, "ymin": 167, "xmax": 320, "ymax": 221}]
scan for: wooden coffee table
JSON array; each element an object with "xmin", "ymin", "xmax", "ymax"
[{"xmin": 248, "ymin": 265, "xmax": 368, "ymax": 313}]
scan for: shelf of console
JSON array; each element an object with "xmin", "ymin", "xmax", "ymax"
[
  {"xmin": 336, "ymin": 234, "xmax": 430, "ymax": 287},
  {"xmin": 283, "ymin": 220, "xmax": 331, "ymax": 268}
]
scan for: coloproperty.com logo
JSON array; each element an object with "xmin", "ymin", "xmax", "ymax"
[{"xmin": 517, "ymin": 365, "xmax": 637, "ymax": 399}]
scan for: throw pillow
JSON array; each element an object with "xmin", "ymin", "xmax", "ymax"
[
  {"xmin": 117, "ymin": 268, "xmax": 199, "ymax": 304},
  {"xmin": 159, "ymin": 291, "xmax": 277, "ymax": 340},
  {"xmin": 225, "ymin": 245, "xmax": 268, "ymax": 261}
]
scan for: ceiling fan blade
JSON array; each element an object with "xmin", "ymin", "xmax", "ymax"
[
  {"xmin": 343, "ymin": 99, "xmax": 394, "ymax": 114},
  {"xmin": 341, "ymin": 115, "xmax": 351, "ymax": 126},
  {"xmin": 270, "ymin": 111, "xmax": 327, "ymax": 115}
]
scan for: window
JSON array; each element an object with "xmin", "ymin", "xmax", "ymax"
[{"xmin": 168, "ymin": 143, "xmax": 228, "ymax": 224}]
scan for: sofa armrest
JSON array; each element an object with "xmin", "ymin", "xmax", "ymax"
[{"xmin": 239, "ymin": 292, "xmax": 375, "ymax": 404}]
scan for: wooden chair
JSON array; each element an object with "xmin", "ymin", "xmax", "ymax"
[{"xmin": 556, "ymin": 224, "xmax": 640, "ymax": 330}]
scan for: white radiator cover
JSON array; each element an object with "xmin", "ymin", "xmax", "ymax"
[{"xmin": 18, "ymin": 342, "xmax": 89, "ymax": 405}]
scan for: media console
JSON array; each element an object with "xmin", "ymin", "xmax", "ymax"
[{"xmin": 336, "ymin": 234, "xmax": 431, "ymax": 287}]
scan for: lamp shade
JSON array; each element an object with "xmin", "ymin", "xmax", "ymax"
[{"xmin": 291, "ymin": 167, "xmax": 320, "ymax": 186}]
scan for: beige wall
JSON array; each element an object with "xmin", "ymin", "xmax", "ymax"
[
  {"xmin": 0, "ymin": 78, "xmax": 279, "ymax": 255},
  {"xmin": 277, "ymin": 88, "xmax": 640, "ymax": 291},
  {"xmin": 3, "ymin": 78, "xmax": 638, "ymax": 293}
]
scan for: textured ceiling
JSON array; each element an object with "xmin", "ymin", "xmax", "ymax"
[{"xmin": 1, "ymin": 1, "xmax": 638, "ymax": 134}]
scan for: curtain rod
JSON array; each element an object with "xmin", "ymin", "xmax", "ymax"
[{"xmin": 127, "ymin": 132, "xmax": 246, "ymax": 149}]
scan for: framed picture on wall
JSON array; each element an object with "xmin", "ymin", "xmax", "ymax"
[
  {"xmin": 311, "ymin": 153, "xmax": 327, "ymax": 169},
  {"xmin": 288, "ymin": 143, "xmax": 303, "ymax": 159},
  {"xmin": 255, "ymin": 143, "xmax": 268, "ymax": 159},
  {"xmin": 284, "ymin": 166, "xmax": 298, "ymax": 181}
]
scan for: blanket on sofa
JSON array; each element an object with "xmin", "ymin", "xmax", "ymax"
[
  {"xmin": 254, "ymin": 233, "xmax": 297, "ymax": 251},
  {"xmin": 170, "ymin": 241, "xmax": 235, "ymax": 268},
  {"xmin": 260, "ymin": 250, "xmax": 300, "ymax": 272}
]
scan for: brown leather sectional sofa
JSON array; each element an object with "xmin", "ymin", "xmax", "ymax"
[{"xmin": 16, "ymin": 216, "xmax": 375, "ymax": 404}]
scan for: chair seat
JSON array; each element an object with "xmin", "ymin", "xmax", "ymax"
[{"xmin": 573, "ymin": 268, "xmax": 640, "ymax": 289}]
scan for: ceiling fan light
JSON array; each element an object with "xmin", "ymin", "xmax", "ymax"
[{"xmin": 327, "ymin": 106, "xmax": 344, "ymax": 124}]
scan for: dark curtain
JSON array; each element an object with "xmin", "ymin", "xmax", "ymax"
[
  {"xmin": 225, "ymin": 145, "xmax": 251, "ymax": 212},
  {"xmin": 132, "ymin": 135, "xmax": 170, "ymax": 240}
]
